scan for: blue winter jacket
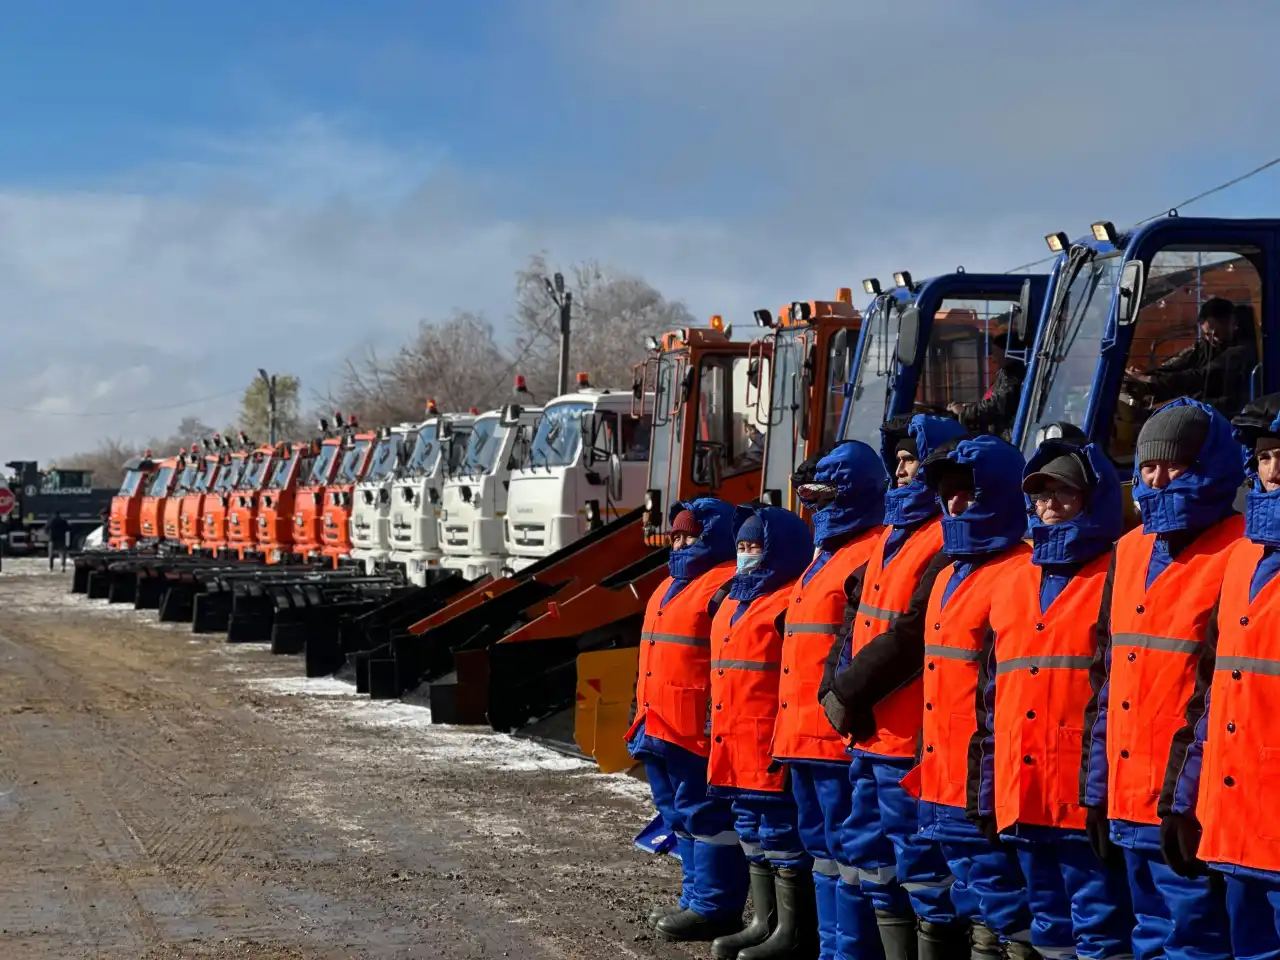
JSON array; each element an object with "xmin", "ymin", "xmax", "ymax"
[
  {"xmin": 663, "ymin": 497, "xmax": 736, "ymax": 603},
  {"xmin": 881, "ymin": 414, "xmax": 968, "ymax": 530},
  {"xmin": 809, "ymin": 440, "xmax": 888, "ymax": 551},
  {"xmin": 724, "ymin": 504, "xmax": 814, "ymax": 619}
]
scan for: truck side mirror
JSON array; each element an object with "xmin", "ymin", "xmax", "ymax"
[
  {"xmin": 608, "ymin": 453, "xmax": 623, "ymax": 501},
  {"xmin": 1014, "ymin": 279, "xmax": 1032, "ymax": 341},
  {"xmin": 1117, "ymin": 260, "xmax": 1144, "ymax": 325},
  {"xmin": 895, "ymin": 303, "xmax": 920, "ymax": 366}
]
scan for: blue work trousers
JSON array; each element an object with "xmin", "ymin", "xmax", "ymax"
[
  {"xmin": 1221, "ymin": 871, "xmax": 1280, "ymax": 960},
  {"xmin": 1111, "ymin": 819, "xmax": 1230, "ymax": 960},
  {"xmin": 790, "ymin": 760, "xmax": 882, "ymax": 960},
  {"xmin": 729, "ymin": 790, "xmax": 811, "ymax": 869}
]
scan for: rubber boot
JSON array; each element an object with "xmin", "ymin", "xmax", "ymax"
[
  {"xmin": 711, "ymin": 862, "xmax": 776, "ymax": 958},
  {"xmin": 650, "ymin": 833, "xmax": 698, "ymax": 928},
  {"xmin": 969, "ymin": 923, "xmax": 1001, "ymax": 960},
  {"xmin": 738, "ymin": 867, "xmax": 819, "ymax": 959},
  {"xmin": 648, "ymin": 903, "xmax": 684, "ymax": 928},
  {"xmin": 919, "ymin": 920, "xmax": 968, "ymax": 960},
  {"xmin": 875, "ymin": 909, "xmax": 918, "ymax": 960},
  {"xmin": 999, "ymin": 941, "xmax": 1039, "ymax": 960},
  {"xmin": 655, "ymin": 908, "xmax": 743, "ymax": 943}
]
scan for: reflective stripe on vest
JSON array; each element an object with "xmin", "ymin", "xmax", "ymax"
[
  {"xmin": 774, "ymin": 527, "xmax": 883, "ymax": 763},
  {"xmin": 708, "ymin": 587, "xmax": 795, "ymax": 793},
  {"xmin": 849, "ymin": 518, "xmax": 946, "ymax": 758},
  {"xmin": 1106, "ymin": 514, "xmax": 1243, "ymax": 826},
  {"xmin": 1197, "ymin": 537, "xmax": 1280, "ymax": 873},
  {"xmin": 915, "ymin": 545, "xmax": 1033, "ymax": 810},
  {"xmin": 988, "ymin": 551, "xmax": 1110, "ymax": 831},
  {"xmin": 627, "ymin": 562, "xmax": 738, "ymax": 755}
]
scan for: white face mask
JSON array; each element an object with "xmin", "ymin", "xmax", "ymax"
[{"xmin": 736, "ymin": 552, "xmax": 763, "ymax": 575}]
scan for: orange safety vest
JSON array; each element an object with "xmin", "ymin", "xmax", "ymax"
[
  {"xmin": 849, "ymin": 519, "xmax": 946, "ymax": 758},
  {"xmin": 1193, "ymin": 538, "xmax": 1280, "ymax": 872},
  {"xmin": 913, "ymin": 545, "xmax": 1033, "ymax": 809},
  {"xmin": 708, "ymin": 586, "xmax": 794, "ymax": 792},
  {"xmin": 988, "ymin": 551, "xmax": 1111, "ymax": 831},
  {"xmin": 626, "ymin": 561, "xmax": 738, "ymax": 756},
  {"xmin": 773, "ymin": 527, "xmax": 883, "ymax": 763},
  {"xmin": 1106, "ymin": 514, "xmax": 1243, "ymax": 826}
]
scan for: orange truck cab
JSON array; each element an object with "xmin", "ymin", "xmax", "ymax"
[
  {"xmin": 226, "ymin": 444, "xmax": 276, "ymax": 559},
  {"xmin": 256, "ymin": 441, "xmax": 313, "ymax": 563},
  {"xmin": 202, "ymin": 438, "xmax": 253, "ymax": 558},
  {"xmin": 180, "ymin": 449, "xmax": 223, "ymax": 553},
  {"xmin": 291, "ymin": 415, "xmax": 352, "ymax": 561},
  {"xmin": 321, "ymin": 428, "xmax": 376, "ymax": 563},
  {"xmin": 108, "ymin": 452, "xmax": 158, "ymax": 550},
  {"xmin": 162, "ymin": 451, "xmax": 198, "ymax": 545},
  {"xmin": 138, "ymin": 456, "xmax": 180, "ymax": 547}
]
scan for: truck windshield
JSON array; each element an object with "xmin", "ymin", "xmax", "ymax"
[
  {"xmin": 147, "ymin": 466, "xmax": 174, "ymax": 497},
  {"xmin": 459, "ymin": 417, "xmax": 501, "ymax": 476},
  {"xmin": 240, "ymin": 453, "xmax": 271, "ymax": 490},
  {"xmin": 193, "ymin": 459, "xmax": 219, "ymax": 493},
  {"xmin": 335, "ymin": 439, "xmax": 371, "ymax": 484},
  {"xmin": 843, "ymin": 296, "xmax": 903, "ymax": 448},
  {"xmin": 365, "ymin": 436, "xmax": 399, "ymax": 481},
  {"xmin": 407, "ymin": 424, "xmax": 440, "ymax": 476},
  {"xmin": 763, "ymin": 328, "xmax": 806, "ymax": 497},
  {"xmin": 446, "ymin": 427, "xmax": 472, "ymax": 474},
  {"xmin": 214, "ymin": 459, "xmax": 243, "ymax": 492},
  {"xmin": 118, "ymin": 469, "xmax": 145, "ymax": 497},
  {"xmin": 531, "ymin": 402, "xmax": 590, "ymax": 468},
  {"xmin": 306, "ymin": 443, "xmax": 339, "ymax": 486},
  {"xmin": 1020, "ymin": 252, "xmax": 1120, "ymax": 457},
  {"xmin": 175, "ymin": 463, "xmax": 198, "ymax": 492},
  {"xmin": 267, "ymin": 449, "xmax": 301, "ymax": 489}
]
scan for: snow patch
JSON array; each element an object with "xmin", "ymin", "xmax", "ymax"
[{"xmin": 245, "ymin": 676, "xmax": 360, "ymax": 698}]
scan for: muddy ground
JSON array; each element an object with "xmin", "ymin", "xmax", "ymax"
[{"xmin": 0, "ymin": 560, "xmax": 708, "ymax": 959}]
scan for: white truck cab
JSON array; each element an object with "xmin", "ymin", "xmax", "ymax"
[
  {"xmin": 503, "ymin": 386, "xmax": 653, "ymax": 573},
  {"xmin": 386, "ymin": 411, "xmax": 476, "ymax": 586},
  {"xmin": 349, "ymin": 422, "xmax": 418, "ymax": 574},
  {"xmin": 438, "ymin": 404, "xmax": 543, "ymax": 581}
]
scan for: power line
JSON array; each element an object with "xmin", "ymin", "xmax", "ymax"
[
  {"xmin": 1005, "ymin": 152, "xmax": 1280, "ymax": 273},
  {"xmin": 486, "ymin": 305, "xmax": 561, "ymax": 396},
  {"xmin": 0, "ymin": 388, "xmax": 242, "ymax": 419}
]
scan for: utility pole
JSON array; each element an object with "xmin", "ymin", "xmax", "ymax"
[
  {"xmin": 544, "ymin": 272, "xmax": 572, "ymax": 396},
  {"xmin": 257, "ymin": 368, "xmax": 278, "ymax": 445}
]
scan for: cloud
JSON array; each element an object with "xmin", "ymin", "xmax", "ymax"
[{"xmin": 3, "ymin": 3, "xmax": 1279, "ymax": 464}]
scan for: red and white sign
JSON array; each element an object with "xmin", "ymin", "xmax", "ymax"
[{"xmin": 0, "ymin": 487, "xmax": 15, "ymax": 518}]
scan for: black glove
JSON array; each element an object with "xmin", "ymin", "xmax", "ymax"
[
  {"xmin": 1086, "ymin": 806, "xmax": 1122, "ymax": 868},
  {"xmin": 1160, "ymin": 812, "xmax": 1205, "ymax": 879},
  {"xmin": 821, "ymin": 691, "xmax": 851, "ymax": 736},
  {"xmin": 972, "ymin": 814, "xmax": 1004, "ymax": 847}
]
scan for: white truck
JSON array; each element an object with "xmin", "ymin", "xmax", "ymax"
[
  {"xmin": 348, "ymin": 422, "xmax": 418, "ymax": 574},
  {"xmin": 438, "ymin": 404, "xmax": 543, "ymax": 581},
  {"xmin": 386, "ymin": 411, "xmax": 475, "ymax": 586},
  {"xmin": 503, "ymin": 385, "xmax": 653, "ymax": 573}
]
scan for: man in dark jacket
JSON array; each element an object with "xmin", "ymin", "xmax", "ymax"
[
  {"xmin": 948, "ymin": 332, "xmax": 1024, "ymax": 439},
  {"xmin": 1124, "ymin": 297, "xmax": 1256, "ymax": 420}
]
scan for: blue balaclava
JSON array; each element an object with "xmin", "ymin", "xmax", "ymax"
[
  {"xmin": 1233, "ymin": 398, "xmax": 1280, "ymax": 547},
  {"xmin": 1023, "ymin": 440, "xmax": 1122, "ymax": 566},
  {"xmin": 881, "ymin": 414, "xmax": 968, "ymax": 527},
  {"xmin": 726, "ymin": 504, "xmax": 814, "ymax": 608},
  {"xmin": 797, "ymin": 440, "xmax": 887, "ymax": 549},
  {"xmin": 926, "ymin": 434, "xmax": 1028, "ymax": 558},
  {"xmin": 1131, "ymin": 398, "xmax": 1243, "ymax": 536},
  {"xmin": 666, "ymin": 497, "xmax": 735, "ymax": 581}
]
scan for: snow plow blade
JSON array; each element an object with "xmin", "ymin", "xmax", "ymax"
[{"xmin": 573, "ymin": 647, "xmax": 641, "ymax": 773}]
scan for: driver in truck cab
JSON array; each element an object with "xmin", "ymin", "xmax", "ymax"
[{"xmin": 1123, "ymin": 296, "xmax": 1257, "ymax": 421}]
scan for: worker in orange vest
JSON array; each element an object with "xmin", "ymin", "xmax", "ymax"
[
  {"xmin": 1080, "ymin": 398, "xmax": 1242, "ymax": 960},
  {"xmin": 706, "ymin": 505, "xmax": 815, "ymax": 959},
  {"xmin": 1160, "ymin": 394, "xmax": 1280, "ymax": 955},
  {"xmin": 772, "ymin": 439, "xmax": 889, "ymax": 960},
  {"xmin": 980, "ymin": 439, "xmax": 1134, "ymax": 959},
  {"xmin": 822, "ymin": 413, "xmax": 967, "ymax": 960},
  {"xmin": 627, "ymin": 498, "xmax": 749, "ymax": 943},
  {"xmin": 894, "ymin": 434, "xmax": 1036, "ymax": 960}
]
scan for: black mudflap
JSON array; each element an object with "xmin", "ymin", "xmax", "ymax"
[
  {"xmin": 107, "ymin": 569, "xmax": 137, "ymax": 605},
  {"xmin": 157, "ymin": 583, "xmax": 195, "ymax": 623},
  {"xmin": 191, "ymin": 590, "xmax": 233, "ymax": 634}
]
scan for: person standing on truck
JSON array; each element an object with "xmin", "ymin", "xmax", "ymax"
[
  {"xmin": 1124, "ymin": 297, "xmax": 1256, "ymax": 421},
  {"xmin": 980, "ymin": 440, "xmax": 1134, "ymax": 960},
  {"xmin": 948, "ymin": 332, "xmax": 1025, "ymax": 439},
  {"xmin": 771, "ymin": 439, "xmax": 889, "ymax": 960},
  {"xmin": 820, "ymin": 413, "xmax": 969, "ymax": 960},
  {"xmin": 1080, "ymin": 399, "xmax": 1242, "ymax": 960},
  {"xmin": 1158, "ymin": 393, "xmax": 1280, "ymax": 956},
  {"xmin": 627, "ymin": 498, "xmax": 747, "ymax": 942},
  {"xmin": 704, "ymin": 505, "xmax": 815, "ymax": 958}
]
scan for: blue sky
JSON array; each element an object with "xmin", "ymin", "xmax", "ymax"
[{"xmin": 3, "ymin": 1, "xmax": 1279, "ymax": 460}]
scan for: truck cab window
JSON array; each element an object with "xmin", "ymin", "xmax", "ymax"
[{"xmin": 698, "ymin": 355, "xmax": 770, "ymax": 481}]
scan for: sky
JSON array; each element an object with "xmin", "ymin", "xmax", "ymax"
[{"xmin": 3, "ymin": 1, "xmax": 1279, "ymax": 464}]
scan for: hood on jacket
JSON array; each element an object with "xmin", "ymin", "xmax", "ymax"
[
  {"xmin": 926, "ymin": 434, "xmax": 1028, "ymax": 557},
  {"xmin": 1024, "ymin": 440, "xmax": 1122, "ymax": 566},
  {"xmin": 1233, "ymin": 393, "xmax": 1280, "ymax": 547},
  {"xmin": 881, "ymin": 413, "xmax": 968, "ymax": 528},
  {"xmin": 666, "ymin": 497, "xmax": 735, "ymax": 581},
  {"xmin": 1131, "ymin": 397, "xmax": 1244, "ymax": 536},
  {"xmin": 807, "ymin": 440, "xmax": 888, "ymax": 548},
  {"xmin": 726, "ymin": 504, "xmax": 814, "ymax": 606}
]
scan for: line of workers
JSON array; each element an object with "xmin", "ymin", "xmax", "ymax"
[{"xmin": 627, "ymin": 392, "xmax": 1280, "ymax": 960}]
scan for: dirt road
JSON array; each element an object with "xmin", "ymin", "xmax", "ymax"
[{"xmin": 0, "ymin": 561, "xmax": 702, "ymax": 959}]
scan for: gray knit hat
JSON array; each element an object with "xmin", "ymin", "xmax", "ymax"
[{"xmin": 1135, "ymin": 405, "xmax": 1211, "ymax": 467}]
